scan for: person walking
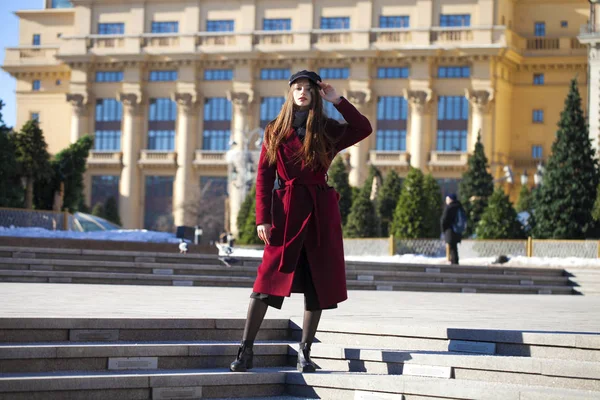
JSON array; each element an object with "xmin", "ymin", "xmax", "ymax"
[
  {"xmin": 229, "ymin": 70, "xmax": 372, "ymax": 373},
  {"xmin": 440, "ymin": 193, "xmax": 466, "ymax": 265}
]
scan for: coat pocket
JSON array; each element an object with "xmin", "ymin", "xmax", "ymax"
[{"xmin": 269, "ymin": 188, "xmax": 287, "ymax": 246}]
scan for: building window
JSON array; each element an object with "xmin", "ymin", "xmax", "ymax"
[
  {"xmin": 379, "ymin": 16, "xmax": 409, "ymax": 28},
  {"xmin": 149, "ymin": 70, "xmax": 178, "ymax": 82},
  {"xmin": 260, "ymin": 68, "xmax": 290, "ymax": 80},
  {"xmin": 95, "ymin": 99, "xmax": 123, "ymax": 151},
  {"xmin": 30, "ymin": 112, "xmax": 40, "ymax": 122},
  {"xmin": 91, "ymin": 176, "xmax": 120, "ymax": 209},
  {"xmin": 32, "ymin": 34, "xmax": 41, "ymax": 46},
  {"xmin": 151, "ymin": 21, "xmax": 179, "ymax": 33},
  {"xmin": 50, "ymin": 0, "xmax": 72, "ymax": 8},
  {"xmin": 376, "ymin": 96, "xmax": 407, "ymax": 151},
  {"xmin": 437, "ymin": 96, "xmax": 468, "ymax": 151},
  {"xmin": 532, "ymin": 109, "xmax": 544, "ymax": 123},
  {"xmin": 260, "ymin": 97, "xmax": 285, "ymax": 128},
  {"xmin": 440, "ymin": 14, "xmax": 471, "ymax": 27},
  {"xmin": 534, "ymin": 22, "xmax": 546, "ymax": 37},
  {"xmin": 204, "ymin": 69, "xmax": 233, "ymax": 81},
  {"xmin": 377, "ymin": 67, "xmax": 409, "ymax": 79},
  {"xmin": 203, "ymin": 98, "xmax": 232, "ymax": 150},
  {"xmin": 32, "ymin": 80, "xmax": 41, "ymax": 91},
  {"xmin": 96, "ymin": 71, "xmax": 124, "ymax": 82},
  {"xmin": 98, "ymin": 23, "xmax": 125, "ymax": 35},
  {"xmin": 144, "ymin": 176, "xmax": 174, "ymax": 231},
  {"xmin": 561, "ymin": 20, "xmax": 568, "ymax": 28},
  {"xmin": 533, "ymin": 73, "xmax": 544, "ymax": 85},
  {"xmin": 532, "ymin": 145, "xmax": 543, "ymax": 159},
  {"xmin": 438, "ymin": 66, "xmax": 471, "ymax": 78},
  {"xmin": 320, "ymin": 17, "xmax": 350, "ymax": 30},
  {"xmin": 319, "ymin": 67, "xmax": 349, "ymax": 79},
  {"xmin": 200, "ymin": 176, "xmax": 228, "ymax": 197},
  {"xmin": 323, "ymin": 101, "xmax": 345, "ymax": 122},
  {"xmin": 207, "ymin": 20, "xmax": 234, "ymax": 32},
  {"xmin": 148, "ymin": 98, "xmax": 176, "ymax": 150},
  {"xmin": 263, "ymin": 18, "xmax": 291, "ymax": 31}
]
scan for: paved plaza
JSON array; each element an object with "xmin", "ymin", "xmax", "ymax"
[{"xmin": 2, "ymin": 283, "xmax": 600, "ymax": 334}]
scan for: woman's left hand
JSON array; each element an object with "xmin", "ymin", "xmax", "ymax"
[{"xmin": 318, "ymin": 82, "xmax": 342, "ymax": 105}]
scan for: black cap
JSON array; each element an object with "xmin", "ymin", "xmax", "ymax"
[
  {"xmin": 447, "ymin": 193, "xmax": 458, "ymax": 201},
  {"xmin": 289, "ymin": 70, "xmax": 322, "ymax": 86}
]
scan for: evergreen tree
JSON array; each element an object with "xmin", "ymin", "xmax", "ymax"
[
  {"xmin": 0, "ymin": 100, "xmax": 23, "ymax": 208},
  {"xmin": 327, "ymin": 156, "xmax": 352, "ymax": 225},
  {"xmin": 377, "ymin": 170, "xmax": 402, "ymax": 237},
  {"xmin": 343, "ymin": 190, "xmax": 379, "ymax": 238},
  {"xmin": 391, "ymin": 167, "xmax": 427, "ymax": 239},
  {"xmin": 532, "ymin": 78, "xmax": 600, "ymax": 239},
  {"xmin": 592, "ymin": 183, "xmax": 600, "ymax": 222},
  {"xmin": 104, "ymin": 196, "xmax": 121, "ymax": 226},
  {"xmin": 91, "ymin": 202, "xmax": 105, "ymax": 219},
  {"xmin": 360, "ymin": 164, "xmax": 382, "ymax": 198},
  {"xmin": 476, "ymin": 187, "xmax": 525, "ymax": 239},
  {"xmin": 516, "ymin": 185, "xmax": 533, "ymax": 213},
  {"xmin": 423, "ymin": 174, "xmax": 443, "ymax": 238},
  {"xmin": 14, "ymin": 120, "xmax": 51, "ymax": 209},
  {"xmin": 236, "ymin": 184, "xmax": 255, "ymax": 235},
  {"xmin": 458, "ymin": 133, "xmax": 494, "ymax": 237}
]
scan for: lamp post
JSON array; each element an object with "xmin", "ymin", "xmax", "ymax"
[{"xmin": 534, "ymin": 163, "xmax": 545, "ymax": 186}]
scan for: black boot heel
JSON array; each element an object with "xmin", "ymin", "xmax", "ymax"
[
  {"xmin": 230, "ymin": 342, "xmax": 254, "ymax": 372},
  {"xmin": 297, "ymin": 342, "xmax": 317, "ymax": 373}
]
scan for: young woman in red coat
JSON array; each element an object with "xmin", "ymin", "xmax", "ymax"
[{"xmin": 230, "ymin": 70, "xmax": 372, "ymax": 373}]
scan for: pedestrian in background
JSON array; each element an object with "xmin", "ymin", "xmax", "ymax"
[{"xmin": 440, "ymin": 193, "xmax": 467, "ymax": 265}]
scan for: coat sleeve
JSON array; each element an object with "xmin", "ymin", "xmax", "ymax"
[
  {"xmin": 255, "ymin": 139, "xmax": 276, "ymax": 226},
  {"xmin": 329, "ymin": 97, "xmax": 373, "ymax": 153},
  {"xmin": 440, "ymin": 206, "xmax": 449, "ymax": 232}
]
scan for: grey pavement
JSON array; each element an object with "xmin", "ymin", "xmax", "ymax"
[{"xmin": 1, "ymin": 283, "xmax": 600, "ymax": 334}]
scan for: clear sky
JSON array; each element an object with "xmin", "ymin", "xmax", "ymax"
[{"xmin": 0, "ymin": 0, "xmax": 45, "ymax": 129}]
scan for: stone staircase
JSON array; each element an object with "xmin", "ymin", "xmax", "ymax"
[
  {"xmin": 0, "ymin": 245, "xmax": 577, "ymax": 295},
  {"xmin": 0, "ymin": 317, "xmax": 598, "ymax": 399}
]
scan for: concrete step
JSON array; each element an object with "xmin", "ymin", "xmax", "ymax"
[
  {"xmin": 0, "ymin": 342, "xmax": 293, "ymax": 374},
  {"xmin": 0, "ymin": 318, "xmax": 290, "ymax": 344},
  {"xmin": 296, "ymin": 321, "xmax": 600, "ymax": 362},
  {"xmin": 0, "ymin": 368, "xmax": 292, "ymax": 400},
  {"xmin": 285, "ymin": 371, "xmax": 599, "ymax": 400},
  {"xmin": 0, "ymin": 269, "xmax": 574, "ymax": 294},
  {"xmin": 301, "ymin": 344, "xmax": 600, "ymax": 391}
]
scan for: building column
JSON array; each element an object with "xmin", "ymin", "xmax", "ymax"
[
  {"xmin": 118, "ymin": 93, "xmax": 141, "ymax": 229},
  {"xmin": 346, "ymin": 90, "xmax": 371, "ymax": 187},
  {"xmin": 226, "ymin": 90, "xmax": 253, "ymax": 237},
  {"xmin": 465, "ymin": 89, "xmax": 493, "ymax": 152},
  {"xmin": 405, "ymin": 89, "xmax": 432, "ymax": 170},
  {"xmin": 173, "ymin": 93, "xmax": 197, "ymax": 227},
  {"xmin": 66, "ymin": 94, "xmax": 87, "ymax": 144},
  {"xmin": 589, "ymin": 44, "xmax": 600, "ymax": 154}
]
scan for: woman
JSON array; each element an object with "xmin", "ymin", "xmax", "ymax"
[{"xmin": 230, "ymin": 70, "xmax": 372, "ymax": 373}]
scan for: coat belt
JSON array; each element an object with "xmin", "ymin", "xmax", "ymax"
[{"xmin": 279, "ymin": 176, "xmax": 327, "ymax": 271}]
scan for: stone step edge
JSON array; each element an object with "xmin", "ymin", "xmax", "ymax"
[
  {"xmin": 0, "ymin": 369, "xmax": 596, "ymax": 399},
  {"xmin": 300, "ymin": 344, "xmax": 600, "ymax": 380},
  {"xmin": 2, "ymin": 341, "xmax": 598, "ymax": 381},
  {"xmin": 0, "ymin": 257, "xmax": 569, "ymax": 282},
  {"xmin": 0, "ymin": 270, "xmax": 574, "ymax": 292},
  {"xmin": 285, "ymin": 371, "xmax": 600, "ymax": 399}
]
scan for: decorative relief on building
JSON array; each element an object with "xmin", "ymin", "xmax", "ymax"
[
  {"xmin": 227, "ymin": 90, "xmax": 254, "ymax": 111},
  {"xmin": 465, "ymin": 89, "xmax": 494, "ymax": 113},
  {"xmin": 173, "ymin": 92, "xmax": 197, "ymax": 114},
  {"xmin": 66, "ymin": 93, "xmax": 87, "ymax": 116},
  {"xmin": 404, "ymin": 89, "xmax": 433, "ymax": 114},
  {"xmin": 119, "ymin": 93, "xmax": 141, "ymax": 115},
  {"xmin": 345, "ymin": 90, "xmax": 371, "ymax": 105}
]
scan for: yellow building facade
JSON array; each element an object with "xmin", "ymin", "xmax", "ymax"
[{"xmin": 2, "ymin": 0, "xmax": 590, "ymax": 234}]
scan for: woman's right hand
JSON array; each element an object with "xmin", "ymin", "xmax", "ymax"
[{"xmin": 257, "ymin": 224, "xmax": 272, "ymax": 245}]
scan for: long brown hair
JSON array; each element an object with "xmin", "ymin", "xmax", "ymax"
[{"xmin": 263, "ymin": 82, "xmax": 337, "ymax": 171}]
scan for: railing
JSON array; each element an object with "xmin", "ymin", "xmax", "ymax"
[
  {"xmin": 4, "ymin": 46, "xmax": 60, "ymax": 66},
  {"xmin": 142, "ymin": 35, "xmax": 180, "ymax": 48},
  {"xmin": 526, "ymin": 37, "xmax": 559, "ymax": 50},
  {"xmin": 196, "ymin": 32, "xmax": 238, "ymax": 46},
  {"xmin": 253, "ymin": 31, "xmax": 294, "ymax": 45},
  {"xmin": 0, "ymin": 207, "xmax": 73, "ymax": 231},
  {"xmin": 371, "ymin": 28, "xmax": 412, "ymax": 45},
  {"xmin": 369, "ymin": 151, "xmax": 409, "ymax": 167},
  {"xmin": 87, "ymin": 151, "xmax": 123, "ymax": 167},
  {"xmin": 193, "ymin": 150, "xmax": 227, "ymax": 166},
  {"xmin": 87, "ymin": 35, "xmax": 125, "ymax": 49},
  {"xmin": 430, "ymin": 28, "xmax": 474, "ymax": 43},
  {"xmin": 311, "ymin": 29, "xmax": 354, "ymax": 45},
  {"xmin": 138, "ymin": 150, "xmax": 177, "ymax": 168},
  {"xmin": 429, "ymin": 151, "xmax": 469, "ymax": 167}
]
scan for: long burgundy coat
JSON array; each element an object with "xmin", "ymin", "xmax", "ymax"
[{"xmin": 253, "ymin": 98, "xmax": 372, "ymax": 308}]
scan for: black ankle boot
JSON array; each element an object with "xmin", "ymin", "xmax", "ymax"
[
  {"xmin": 297, "ymin": 342, "xmax": 317, "ymax": 373},
  {"xmin": 229, "ymin": 341, "xmax": 253, "ymax": 372}
]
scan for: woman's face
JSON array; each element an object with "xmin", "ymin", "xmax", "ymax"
[{"xmin": 292, "ymin": 79, "xmax": 313, "ymax": 109}]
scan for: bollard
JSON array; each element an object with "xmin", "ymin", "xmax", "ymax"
[
  {"xmin": 389, "ymin": 235, "xmax": 395, "ymax": 256},
  {"xmin": 62, "ymin": 211, "xmax": 69, "ymax": 231},
  {"xmin": 527, "ymin": 237, "xmax": 533, "ymax": 257}
]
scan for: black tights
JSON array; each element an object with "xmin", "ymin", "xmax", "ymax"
[{"xmin": 241, "ymin": 298, "xmax": 322, "ymax": 346}]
